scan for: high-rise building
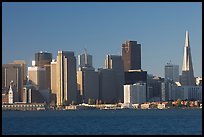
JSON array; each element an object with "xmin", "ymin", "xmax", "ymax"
[
  {"xmin": 77, "ymin": 68, "xmax": 99, "ymax": 104},
  {"xmin": 124, "ymin": 83, "xmax": 146, "ymax": 105},
  {"xmin": 147, "ymin": 75, "xmax": 164, "ymax": 102},
  {"xmin": 165, "ymin": 62, "xmax": 179, "ymax": 82},
  {"xmin": 12, "ymin": 60, "xmax": 27, "ymax": 84},
  {"xmin": 98, "ymin": 69, "xmax": 117, "ymax": 104},
  {"xmin": 124, "ymin": 70, "xmax": 147, "ymax": 85},
  {"xmin": 34, "ymin": 51, "xmax": 52, "ymax": 90},
  {"xmin": 122, "ymin": 40, "xmax": 141, "ymax": 71},
  {"xmin": 51, "ymin": 51, "xmax": 77, "ymax": 106},
  {"xmin": 50, "ymin": 60, "xmax": 57, "ymax": 104},
  {"xmin": 180, "ymin": 31, "xmax": 195, "ymax": 86},
  {"xmin": 78, "ymin": 53, "xmax": 93, "ymax": 70},
  {"xmin": 28, "ymin": 66, "xmax": 46, "ymax": 90},
  {"xmin": 35, "ymin": 51, "xmax": 52, "ymax": 67},
  {"xmin": 104, "ymin": 55, "xmax": 124, "ymax": 102},
  {"xmin": 2, "ymin": 61, "xmax": 26, "ymax": 102}
]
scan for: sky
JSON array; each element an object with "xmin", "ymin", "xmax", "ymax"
[{"xmin": 2, "ymin": 2, "xmax": 202, "ymax": 77}]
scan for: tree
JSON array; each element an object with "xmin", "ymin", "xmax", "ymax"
[
  {"xmin": 177, "ymin": 98, "xmax": 182, "ymax": 107},
  {"xmin": 88, "ymin": 98, "xmax": 94, "ymax": 105}
]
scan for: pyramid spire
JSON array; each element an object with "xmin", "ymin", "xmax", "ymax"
[
  {"xmin": 185, "ymin": 31, "xmax": 189, "ymax": 47},
  {"xmin": 181, "ymin": 31, "xmax": 195, "ymax": 86}
]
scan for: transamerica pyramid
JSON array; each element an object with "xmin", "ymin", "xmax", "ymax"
[{"xmin": 180, "ymin": 31, "xmax": 195, "ymax": 86}]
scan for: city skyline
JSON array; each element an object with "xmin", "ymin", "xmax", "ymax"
[{"xmin": 2, "ymin": 2, "xmax": 202, "ymax": 77}]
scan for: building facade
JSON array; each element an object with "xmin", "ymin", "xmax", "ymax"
[
  {"xmin": 77, "ymin": 69, "xmax": 99, "ymax": 104},
  {"xmin": 2, "ymin": 61, "xmax": 26, "ymax": 102},
  {"xmin": 165, "ymin": 62, "xmax": 179, "ymax": 82},
  {"xmin": 51, "ymin": 51, "xmax": 77, "ymax": 106},
  {"xmin": 34, "ymin": 51, "xmax": 52, "ymax": 90},
  {"xmin": 122, "ymin": 40, "xmax": 141, "ymax": 71},
  {"xmin": 28, "ymin": 66, "xmax": 47, "ymax": 90},
  {"xmin": 98, "ymin": 69, "xmax": 117, "ymax": 104},
  {"xmin": 180, "ymin": 31, "xmax": 195, "ymax": 86},
  {"xmin": 124, "ymin": 83, "xmax": 146, "ymax": 105},
  {"xmin": 78, "ymin": 53, "xmax": 93, "ymax": 70},
  {"xmin": 104, "ymin": 55, "xmax": 124, "ymax": 102}
]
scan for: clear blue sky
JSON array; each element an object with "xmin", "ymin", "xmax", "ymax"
[{"xmin": 2, "ymin": 2, "xmax": 202, "ymax": 77}]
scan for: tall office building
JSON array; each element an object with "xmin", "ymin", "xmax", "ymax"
[
  {"xmin": 98, "ymin": 69, "xmax": 117, "ymax": 104},
  {"xmin": 2, "ymin": 61, "xmax": 26, "ymax": 102},
  {"xmin": 28, "ymin": 66, "xmax": 46, "ymax": 90},
  {"xmin": 51, "ymin": 51, "xmax": 77, "ymax": 106},
  {"xmin": 105, "ymin": 55, "xmax": 124, "ymax": 102},
  {"xmin": 180, "ymin": 31, "xmax": 195, "ymax": 86},
  {"xmin": 77, "ymin": 68, "xmax": 99, "ymax": 104},
  {"xmin": 12, "ymin": 60, "xmax": 27, "ymax": 84},
  {"xmin": 122, "ymin": 40, "xmax": 141, "ymax": 71},
  {"xmin": 164, "ymin": 62, "xmax": 179, "ymax": 82},
  {"xmin": 35, "ymin": 51, "xmax": 52, "ymax": 67},
  {"xmin": 78, "ymin": 53, "xmax": 94, "ymax": 70},
  {"xmin": 35, "ymin": 51, "xmax": 52, "ymax": 89}
]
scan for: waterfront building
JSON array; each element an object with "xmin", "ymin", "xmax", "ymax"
[
  {"xmin": 147, "ymin": 75, "xmax": 164, "ymax": 102},
  {"xmin": 195, "ymin": 77, "xmax": 202, "ymax": 86},
  {"xmin": 98, "ymin": 68, "xmax": 117, "ymax": 104},
  {"xmin": 122, "ymin": 40, "xmax": 141, "ymax": 71},
  {"xmin": 165, "ymin": 62, "xmax": 179, "ymax": 82},
  {"xmin": 171, "ymin": 85, "xmax": 202, "ymax": 101},
  {"xmin": 180, "ymin": 31, "xmax": 195, "ymax": 86},
  {"xmin": 8, "ymin": 81, "xmax": 15, "ymax": 104},
  {"xmin": 22, "ymin": 85, "xmax": 45, "ymax": 103},
  {"xmin": 161, "ymin": 79, "xmax": 176, "ymax": 101},
  {"xmin": 2, "ymin": 60, "xmax": 26, "ymax": 102},
  {"xmin": 51, "ymin": 51, "xmax": 77, "ymax": 106},
  {"xmin": 77, "ymin": 68, "xmax": 99, "ymax": 104},
  {"xmin": 104, "ymin": 55, "xmax": 124, "ymax": 102},
  {"xmin": 123, "ymin": 83, "xmax": 146, "ymax": 105}
]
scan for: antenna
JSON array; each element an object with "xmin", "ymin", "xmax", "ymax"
[{"xmin": 84, "ymin": 48, "xmax": 87, "ymax": 55}]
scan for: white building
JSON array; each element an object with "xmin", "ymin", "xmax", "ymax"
[
  {"xmin": 195, "ymin": 77, "xmax": 202, "ymax": 86},
  {"xmin": 124, "ymin": 83, "xmax": 146, "ymax": 105},
  {"xmin": 165, "ymin": 62, "xmax": 179, "ymax": 82},
  {"xmin": 8, "ymin": 81, "xmax": 14, "ymax": 104}
]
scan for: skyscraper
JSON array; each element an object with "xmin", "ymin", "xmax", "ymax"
[
  {"xmin": 165, "ymin": 62, "xmax": 179, "ymax": 82},
  {"xmin": 35, "ymin": 51, "xmax": 52, "ymax": 89},
  {"xmin": 180, "ymin": 31, "xmax": 195, "ymax": 86},
  {"xmin": 77, "ymin": 69, "xmax": 99, "ymax": 104},
  {"xmin": 122, "ymin": 40, "xmax": 141, "ymax": 71},
  {"xmin": 51, "ymin": 51, "xmax": 77, "ymax": 106},
  {"xmin": 28, "ymin": 66, "xmax": 46, "ymax": 89},
  {"xmin": 104, "ymin": 55, "xmax": 124, "ymax": 102},
  {"xmin": 2, "ymin": 60, "xmax": 26, "ymax": 102},
  {"xmin": 35, "ymin": 51, "xmax": 52, "ymax": 67},
  {"xmin": 78, "ymin": 53, "xmax": 93, "ymax": 70}
]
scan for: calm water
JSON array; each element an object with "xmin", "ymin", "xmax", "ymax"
[{"xmin": 2, "ymin": 109, "xmax": 202, "ymax": 135}]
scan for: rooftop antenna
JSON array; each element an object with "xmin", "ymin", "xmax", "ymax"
[{"xmin": 84, "ymin": 48, "xmax": 87, "ymax": 55}]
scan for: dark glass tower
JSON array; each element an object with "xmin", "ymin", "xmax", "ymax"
[{"xmin": 35, "ymin": 51, "xmax": 52, "ymax": 67}]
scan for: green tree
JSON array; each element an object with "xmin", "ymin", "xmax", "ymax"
[
  {"xmin": 177, "ymin": 98, "xmax": 182, "ymax": 107},
  {"xmin": 88, "ymin": 98, "xmax": 94, "ymax": 105}
]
